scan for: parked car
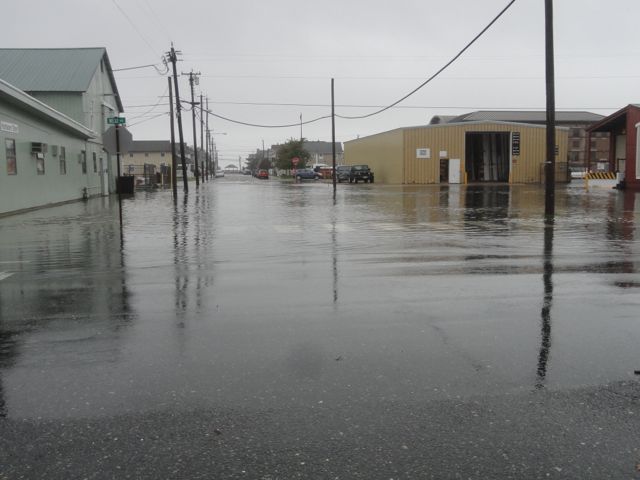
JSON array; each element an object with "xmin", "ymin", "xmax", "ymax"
[
  {"xmin": 295, "ymin": 168, "xmax": 322, "ymax": 180},
  {"xmin": 336, "ymin": 165, "xmax": 351, "ymax": 183},
  {"xmin": 257, "ymin": 169, "xmax": 269, "ymax": 179},
  {"xmin": 215, "ymin": 169, "xmax": 225, "ymax": 178},
  {"xmin": 349, "ymin": 164, "xmax": 374, "ymax": 183}
]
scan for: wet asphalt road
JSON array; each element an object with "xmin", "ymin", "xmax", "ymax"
[{"xmin": 1, "ymin": 176, "xmax": 640, "ymax": 479}]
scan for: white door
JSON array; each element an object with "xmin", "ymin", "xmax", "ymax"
[
  {"xmin": 99, "ymin": 157, "xmax": 108, "ymax": 195},
  {"xmin": 449, "ymin": 158, "xmax": 461, "ymax": 184}
]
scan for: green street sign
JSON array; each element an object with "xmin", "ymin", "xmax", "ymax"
[{"xmin": 107, "ymin": 117, "xmax": 126, "ymax": 125}]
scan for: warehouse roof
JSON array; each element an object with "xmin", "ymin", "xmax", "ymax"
[
  {"xmin": 0, "ymin": 48, "xmax": 123, "ymax": 111},
  {"xmin": 448, "ymin": 110, "xmax": 604, "ymax": 124}
]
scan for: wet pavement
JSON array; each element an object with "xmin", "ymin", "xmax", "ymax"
[{"xmin": 1, "ymin": 176, "xmax": 639, "ymax": 479}]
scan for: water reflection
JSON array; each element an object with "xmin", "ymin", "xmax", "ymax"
[
  {"xmin": 463, "ymin": 185, "xmax": 511, "ymax": 228},
  {"xmin": 0, "ymin": 198, "xmax": 132, "ymax": 417},
  {"xmin": 536, "ymin": 221, "xmax": 554, "ymax": 389}
]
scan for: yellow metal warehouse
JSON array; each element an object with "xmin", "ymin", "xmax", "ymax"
[{"xmin": 344, "ymin": 121, "xmax": 568, "ymax": 184}]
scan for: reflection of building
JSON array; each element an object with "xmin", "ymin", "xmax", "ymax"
[
  {"xmin": 0, "ymin": 48, "xmax": 124, "ymax": 215},
  {"xmin": 586, "ymin": 104, "xmax": 640, "ymax": 190},
  {"xmin": 345, "ymin": 121, "xmax": 568, "ymax": 185},
  {"xmin": 433, "ymin": 111, "xmax": 606, "ymax": 172}
]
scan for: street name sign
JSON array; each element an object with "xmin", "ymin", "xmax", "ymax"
[{"xmin": 107, "ymin": 117, "xmax": 126, "ymax": 125}]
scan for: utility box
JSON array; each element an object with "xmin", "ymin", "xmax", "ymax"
[{"xmin": 116, "ymin": 176, "xmax": 134, "ymax": 194}]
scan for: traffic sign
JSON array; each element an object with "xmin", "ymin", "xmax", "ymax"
[
  {"xmin": 107, "ymin": 117, "xmax": 126, "ymax": 125},
  {"xmin": 102, "ymin": 126, "xmax": 133, "ymax": 155},
  {"xmin": 291, "ymin": 157, "xmax": 300, "ymax": 166}
]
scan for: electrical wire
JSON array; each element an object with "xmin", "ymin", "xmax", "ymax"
[
  {"xmin": 203, "ymin": 107, "xmax": 332, "ymax": 129},
  {"xmin": 336, "ymin": 0, "xmax": 517, "ymax": 120},
  {"xmin": 127, "ymin": 111, "xmax": 168, "ymax": 127},
  {"xmin": 113, "ymin": 61, "xmax": 168, "ymax": 74},
  {"xmin": 128, "ymin": 85, "xmax": 170, "ymax": 121},
  {"xmin": 111, "ymin": 0, "xmax": 161, "ymax": 58}
]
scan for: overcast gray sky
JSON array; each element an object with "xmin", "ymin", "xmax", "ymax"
[{"xmin": 3, "ymin": 0, "xmax": 640, "ymax": 166}]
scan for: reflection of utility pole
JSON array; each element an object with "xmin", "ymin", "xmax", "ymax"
[
  {"xmin": 536, "ymin": 222, "xmax": 554, "ymax": 389},
  {"xmin": 183, "ymin": 70, "xmax": 201, "ymax": 187},
  {"xmin": 544, "ymin": 0, "xmax": 556, "ymax": 219},
  {"xmin": 165, "ymin": 44, "xmax": 188, "ymax": 193}
]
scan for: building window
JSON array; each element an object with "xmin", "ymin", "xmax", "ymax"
[
  {"xmin": 93, "ymin": 152, "xmax": 97, "ymax": 173},
  {"xmin": 60, "ymin": 146, "xmax": 67, "ymax": 174},
  {"xmin": 5, "ymin": 139, "xmax": 17, "ymax": 175},
  {"xmin": 160, "ymin": 152, "xmax": 165, "ymax": 157},
  {"xmin": 81, "ymin": 150, "xmax": 87, "ymax": 174},
  {"xmin": 36, "ymin": 152, "xmax": 45, "ymax": 175},
  {"xmin": 129, "ymin": 153, "xmax": 133, "ymax": 157},
  {"xmin": 144, "ymin": 153, "xmax": 149, "ymax": 157}
]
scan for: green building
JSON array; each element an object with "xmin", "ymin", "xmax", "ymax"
[{"xmin": 0, "ymin": 48, "xmax": 123, "ymax": 216}]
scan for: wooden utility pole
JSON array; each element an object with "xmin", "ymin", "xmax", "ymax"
[
  {"xmin": 183, "ymin": 71, "xmax": 201, "ymax": 187},
  {"xmin": 544, "ymin": 0, "xmax": 556, "ymax": 220},
  {"xmin": 200, "ymin": 93, "xmax": 206, "ymax": 181},
  {"xmin": 168, "ymin": 76, "xmax": 177, "ymax": 198},
  {"xmin": 167, "ymin": 45, "xmax": 188, "ymax": 192},
  {"xmin": 331, "ymin": 78, "xmax": 336, "ymax": 197},
  {"xmin": 205, "ymin": 98, "xmax": 210, "ymax": 179}
]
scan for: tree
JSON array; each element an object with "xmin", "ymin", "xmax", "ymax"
[{"xmin": 275, "ymin": 138, "xmax": 310, "ymax": 170}]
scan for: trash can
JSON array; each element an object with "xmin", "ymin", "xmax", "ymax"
[{"xmin": 117, "ymin": 176, "xmax": 135, "ymax": 194}]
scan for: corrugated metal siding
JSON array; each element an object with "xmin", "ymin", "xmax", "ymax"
[
  {"xmin": 29, "ymin": 92, "xmax": 85, "ymax": 125},
  {"xmin": 403, "ymin": 122, "xmax": 567, "ymax": 184},
  {"xmin": 344, "ymin": 130, "xmax": 404, "ymax": 183},
  {"xmin": 0, "ymin": 48, "xmax": 105, "ymax": 92}
]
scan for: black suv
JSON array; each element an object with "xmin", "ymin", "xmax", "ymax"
[{"xmin": 349, "ymin": 164, "xmax": 374, "ymax": 183}]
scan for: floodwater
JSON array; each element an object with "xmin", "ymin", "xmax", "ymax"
[{"xmin": 1, "ymin": 177, "xmax": 639, "ymax": 478}]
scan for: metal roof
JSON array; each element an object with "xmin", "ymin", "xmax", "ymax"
[
  {"xmin": 586, "ymin": 104, "xmax": 640, "ymax": 132},
  {"xmin": 449, "ymin": 110, "xmax": 604, "ymax": 124},
  {"xmin": 0, "ymin": 48, "xmax": 123, "ymax": 111},
  {"xmin": 129, "ymin": 140, "xmax": 172, "ymax": 152}
]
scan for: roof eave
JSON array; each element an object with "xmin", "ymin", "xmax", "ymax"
[{"xmin": 0, "ymin": 79, "xmax": 96, "ymax": 139}]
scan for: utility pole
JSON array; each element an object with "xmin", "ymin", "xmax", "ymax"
[
  {"xmin": 200, "ymin": 93, "xmax": 206, "ymax": 181},
  {"xmin": 166, "ymin": 44, "xmax": 188, "ymax": 192},
  {"xmin": 168, "ymin": 76, "xmax": 177, "ymax": 198},
  {"xmin": 205, "ymin": 97, "xmax": 210, "ymax": 179},
  {"xmin": 331, "ymin": 78, "xmax": 336, "ymax": 197},
  {"xmin": 544, "ymin": 0, "xmax": 556, "ymax": 220},
  {"xmin": 183, "ymin": 70, "xmax": 201, "ymax": 187}
]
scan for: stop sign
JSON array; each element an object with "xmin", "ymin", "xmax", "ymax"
[{"xmin": 291, "ymin": 157, "xmax": 300, "ymax": 166}]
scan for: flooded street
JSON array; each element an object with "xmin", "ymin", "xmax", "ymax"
[{"xmin": 1, "ymin": 177, "xmax": 640, "ymax": 478}]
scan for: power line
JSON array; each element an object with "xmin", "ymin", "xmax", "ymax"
[
  {"xmin": 127, "ymin": 112, "xmax": 167, "ymax": 127},
  {"xmin": 337, "ymin": 0, "xmax": 518, "ymax": 120},
  {"xmin": 203, "ymin": 107, "xmax": 332, "ymax": 129},
  {"xmin": 113, "ymin": 62, "xmax": 168, "ymax": 74},
  {"xmin": 110, "ymin": 0, "xmax": 160, "ymax": 56}
]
